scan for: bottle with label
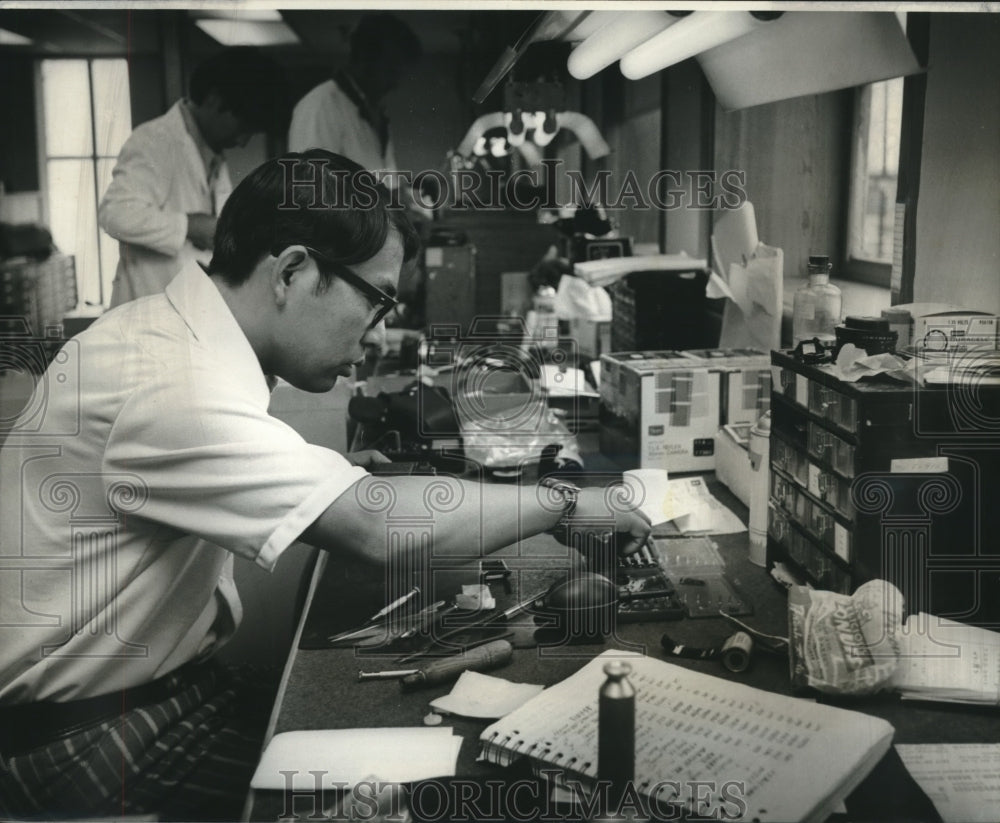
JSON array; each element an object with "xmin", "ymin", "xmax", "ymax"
[{"xmin": 792, "ymin": 255, "xmax": 842, "ymax": 345}]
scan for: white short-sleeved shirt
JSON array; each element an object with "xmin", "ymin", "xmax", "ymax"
[{"xmin": 0, "ymin": 262, "xmax": 366, "ymax": 703}]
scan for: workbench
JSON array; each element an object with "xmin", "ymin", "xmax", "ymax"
[{"xmin": 243, "ymin": 476, "xmax": 1000, "ymax": 823}]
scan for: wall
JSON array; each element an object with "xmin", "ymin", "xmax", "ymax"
[
  {"xmin": 0, "ymin": 54, "xmax": 40, "ymax": 193},
  {"xmin": 913, "ymin": 13, "xmax": 1000, "ymax": 314},
  {"xmin": 714, "ymin": 90, "xmax": 852, "ymax": 285}
]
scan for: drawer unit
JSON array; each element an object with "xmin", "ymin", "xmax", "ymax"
[{"xmin": 768, "ymin": 350, "xmax": 1000, "ymax": 626}]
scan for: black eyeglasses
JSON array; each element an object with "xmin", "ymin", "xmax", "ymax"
[{"xmin": 290, "ymin": 245, "xmax": 399, "ymax": 329}]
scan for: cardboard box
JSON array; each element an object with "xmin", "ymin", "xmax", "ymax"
[
  {"xmin": 683, "ymin": 348, "xmax": 772, "ymax": 426},
  {"xmin": 598, "ymin": 350, "xmax": 718, "ymax": 472}
]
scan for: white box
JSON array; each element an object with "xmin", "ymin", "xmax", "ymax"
[
  {"xmin": 683, "ymin": 348, "xmax": 772, "ymax": 426},
  {"xmin": 599, "ymin": 350, "xmax": 719, "ymax": 472},
  {"xmin": 715, "ymin": 423, "xmax": 752, "ymax": 508}
]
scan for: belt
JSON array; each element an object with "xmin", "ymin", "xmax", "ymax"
[{"xmin": 0, "ymin": 660, "xmax": 220, "ymax": 756}]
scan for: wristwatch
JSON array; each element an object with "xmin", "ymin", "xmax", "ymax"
[{"xmin": 537, "ymin": 476, "xmax": 581, "ymax": 535}]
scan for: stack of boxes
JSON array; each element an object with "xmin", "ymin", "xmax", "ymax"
[{"xmin": 598, "ymin": 348, "xmax": 771, "ymax": 473}]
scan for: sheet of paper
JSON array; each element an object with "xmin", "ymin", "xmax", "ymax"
[
  {"xmin": 895, "ymin": 744, "xmax": 1000, "ymax": 823},
  {"xmin": 540, "ymin": 365, "xmax": 598, "ymax": 398},
  {"xmin": 251, "ymin": 728, "xmax": 461, "ymax": 790},
  {"xmin": 893, "ymin": 613, "xmax": 1000, "ymax": 703},
  {"xmin": 430, "ymin": 671, "xmax": 545, "ymax": 719},
  {"xmin": 669, "ymin": 477, "xmax": 747, "ymax": 535}
]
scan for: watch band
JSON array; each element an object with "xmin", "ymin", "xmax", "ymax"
[{"xmin": 537, "ymin": 476, "xmax": 581, "ymax": 534}]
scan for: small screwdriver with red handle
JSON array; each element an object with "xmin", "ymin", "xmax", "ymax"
[{"xmin": 357, "ymin": 638, "xmax": 514, "ymax": 690}]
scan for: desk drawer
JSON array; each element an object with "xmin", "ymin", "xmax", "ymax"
[
  {"xmin": 768, "ymin": 506, "xmax": 851, "ymax": 593},
  {"xmin": 807, "ymin": 422, "xmax": 856, "ymax": 477},
  {"xmin": 808, "ymin": 382, "xmax": 859, "ymax": 434}
]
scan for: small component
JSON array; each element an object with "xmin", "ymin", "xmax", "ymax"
[
  {"xmin": 480, "ymin": 559, "xmax": 513, "ymax": 593},
  {"xmin": 423, "ymin": 712, "xmax": 443, "ymax": 726}
]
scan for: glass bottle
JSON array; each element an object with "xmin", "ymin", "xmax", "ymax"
[{"xmin": 792, "ymin": 255, "xmax": 842, "ymax": 345}]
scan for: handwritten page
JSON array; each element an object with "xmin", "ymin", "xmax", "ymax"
[
  {"xmin": 893, "ymin": 613, "xmax": 1000, "ymax": 704},
  {"xmin": 480, "ymin": 651, "xmax": 893, "ymax": 823},
  {"xmin": 431, "ymin": 671, "xmax": 545, "ymax": 719},
  {"xmin": 895, "ymin": 744, "xmax": 1000, "ymax": 823},
  {"xmin": 251, "ymin": 728, "xmax": 461, "ymax": 790}
]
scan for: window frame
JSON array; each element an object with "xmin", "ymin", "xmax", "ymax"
[
  {"xmin": 842, "ymin": 76, "xmax": 904, "ymax": 289},
  {"xmin": 35, "ymin": 55, "xmax": 131, "ymax": 308}
]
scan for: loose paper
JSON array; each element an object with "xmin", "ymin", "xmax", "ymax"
[
  {"xmin": 251, "ymin": 728, "xmax": 461, "ymax": 790},
  {"xmin": 895, "ymin": 744, "xmax": 1000, "ymax": 823},
  {"xmin": 430, "ymin": 671, "xmax": 545, "ymax": 720}
]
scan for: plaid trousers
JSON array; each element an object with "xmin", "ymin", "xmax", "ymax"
[{"xmin": 0, "ymin": 664, "xmax": 277, "ymax": 821}]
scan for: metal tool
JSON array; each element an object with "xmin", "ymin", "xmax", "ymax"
[
  {"xmin": 359, "ymin": 639, "xmax": 515, "ymax": 690},
  {"xmin": 327, "ymin": 586, "xmax": 421, "ymax": 644},
  {"xmin": 393, "ymin": 589, "xmax": 546, "ymax": 664}
]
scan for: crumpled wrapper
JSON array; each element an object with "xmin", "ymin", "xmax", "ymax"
[{"xmin": 788, "ymin": 579, "xmax": 905, "ymax": 695}]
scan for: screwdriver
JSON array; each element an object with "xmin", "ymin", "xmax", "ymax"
[{"xmin": 358, "ymin": 638, "xmax": 514, "ymax": 690}]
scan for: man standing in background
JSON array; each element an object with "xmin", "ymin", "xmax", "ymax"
[
  {"xmin": 99, "ymin": 47, "xmax": 287, "ymax": 308},
  {"xmin": 288, "ymin": 13, "xmax": 421, "ymax": 178}
]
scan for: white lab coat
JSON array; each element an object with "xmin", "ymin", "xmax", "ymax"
[
  {"xmin": 99, "ymin": 102, "xmax": 232, "ymax": 308},
  {"xmin": 288, "ymin": 79, "xmax": 398, "ymax": 176}
]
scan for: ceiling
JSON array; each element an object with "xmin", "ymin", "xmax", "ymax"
[{"xmin": 0, "ymin": 8, "xmax": 536, "ymax": 57}]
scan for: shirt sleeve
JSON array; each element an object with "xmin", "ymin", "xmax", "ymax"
[
  {"xmin": 102, "ymin": 360, "xmax": 367, "ymax": 571},
  {"xmin": 98, "ymin": 126, "xmax": 189, "ymax": 257}
]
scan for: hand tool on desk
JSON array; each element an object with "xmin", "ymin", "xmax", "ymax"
[
  {"xmin": 326, "ymin": 585, "xmax": 421, "ymax": 644},
  {"xmin": 393, "ymin": 590, "xmax": 547, "ymax": 664},
  {"xmin": 359, "ymin": 638, "xmax": 514, "ymax": 689},
  {"xmin": 399, "ymin": 600, "xmax": 452, "ymax": 640}
]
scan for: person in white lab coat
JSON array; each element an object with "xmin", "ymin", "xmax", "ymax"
[
  {"xmin": 290, "ymin": 15, "xmax": 425, "ymax": 366},
  {"xmin": 288, "ymin": 13, "xmax": 421, "ymax": 176},
  {"xmin": 99, "ymin": 47, "xmax": 287, "ymax": 308}
]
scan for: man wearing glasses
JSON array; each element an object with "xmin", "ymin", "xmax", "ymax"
[{"xmin": 0, "ymin": 151, "xmax": 649, "ymax": 820}]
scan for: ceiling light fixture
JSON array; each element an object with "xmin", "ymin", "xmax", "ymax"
[
  {"xmin": 567, "ymin": 11, "xmax": 678, "ymax": 80},
  {"xmin": 620, "ymin": 11, "xmax": 775, "ymax": 80}
]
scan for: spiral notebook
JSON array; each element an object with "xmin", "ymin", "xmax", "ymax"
[{"xmin": 478, "ymin": 651, "xmax": 893, "ymax": 823}]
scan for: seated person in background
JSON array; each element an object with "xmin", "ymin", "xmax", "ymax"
[
  {"xmin": 99, "ymin": 46, "xmax": 288, "ymax": 308},
  {"xmin": 0, "ymin": 150, "xmax": 650, "ymax": 821}
]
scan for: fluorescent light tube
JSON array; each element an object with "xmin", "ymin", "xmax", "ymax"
[
  {"xmin": 620, "ymin": 11, "xmax": 760, "ymax": 80},
  {"xmin": 568, "ymin": 11, "xmax": 678, "ymax": 80},
  {"xmin": 195, "ymin": 19, "xmax": 299, "ymax": 47}
]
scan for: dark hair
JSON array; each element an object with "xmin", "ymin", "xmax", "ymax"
[
  {"xmin": 350, "ymin": 13, "xmax": 422, "ymax": 64},
  {"xmin": 208, "ymin": 150, "xmax": 420, "ymax": 287},
  {"xmin": 189, "ymin": 46, "xmax": 289, "ymax": 135}
]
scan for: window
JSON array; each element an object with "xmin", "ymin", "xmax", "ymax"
[
  {"xmin": 38, "ymin": 58, "xmax": 131, "ymax": 307},
  {"xmin": 845, "ymin": 76, "xmax": 904, "ymax": 286}
]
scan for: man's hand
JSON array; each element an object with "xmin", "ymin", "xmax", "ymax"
[
  {"xmin": 563, "ymin": 485, "xmax": 652, "ymax": 558},
  {"xmin": 186, "ymin": 213, "xmax": 217, "ymax": 251},
  {"xmin": 346, "ymin": 450, "xmax": 393, "ymax": 469}
]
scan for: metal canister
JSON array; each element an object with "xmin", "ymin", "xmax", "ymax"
[
  {"xmin": 748, "ymin": 410, "xmax": 771, "ymax": 567},
  {"xmin": 598, "ymin": 660, "xmax": 635, "ymax": 809}
]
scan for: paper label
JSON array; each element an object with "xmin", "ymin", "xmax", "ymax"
[
  {"xmin": 425, "ymin": 247, "xmax": 444, "ymax": 267},
  {"xmin": 808, "ymin": 463, "xmax": 822, "ymax": 498},
  {"xmin": 890, "ymin": 457, "xmax": 949, "ymax": 473},
  {"xmin": 835, "ymin": 523, "xmax": 850, "ymax": 562},
  {"xmin": 795, "ymin": 374, "xmax": 809, "ymax": 407}
]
